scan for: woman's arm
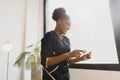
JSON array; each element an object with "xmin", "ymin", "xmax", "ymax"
[
  {"xmin": 46, "ymin": 53, "xmax": 69, "ymax": 68},
  {"xmin": 68, "ymin": 52, "xmax": 91, "ymax": 65},
  {"xmin": 46, "ymin": 50, "xmax": 82, "ymax": 68}
]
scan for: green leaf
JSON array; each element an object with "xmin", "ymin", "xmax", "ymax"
[
  {"xmin": 25, "ymin": 54, "xmax": 33, "ymax": 70},
  {"xmin": 14, "ymin": 40, "xmax": 41, "ymax": 70},
  {"xmin": 27, "ymin": 44, "xmax": 34, "ymax": 48},
  {"xmin": 14, "ymin": 52, "xmax": 30, "ymax": 67}
]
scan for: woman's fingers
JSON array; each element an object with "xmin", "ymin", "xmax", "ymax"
[{"xmin": 69, "ymin": 49, "xmax": 82, "ymax": 58}]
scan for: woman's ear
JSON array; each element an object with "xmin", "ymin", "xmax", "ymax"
[{"xmin": 57, "ymin": 19, "xmax": 62, "ymax": 24}]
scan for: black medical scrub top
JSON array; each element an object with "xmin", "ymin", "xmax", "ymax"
[{"xmin": 41, "ymin": 31, "xmax": 71, "ymax": 80}]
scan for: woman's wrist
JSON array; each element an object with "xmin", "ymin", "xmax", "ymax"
[{"xmin": 65, "ymin": 53, "xmax": 70, "ymax": 59}]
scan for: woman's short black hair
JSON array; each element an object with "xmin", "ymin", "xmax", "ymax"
[{"xmin": 52, "ymin": 7, "xmax": 70, "ymax": 22}]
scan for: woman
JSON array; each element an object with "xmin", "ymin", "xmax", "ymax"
[{"xmin": 41, "ymin": 7, "xmax": 91, "ymax": 80}]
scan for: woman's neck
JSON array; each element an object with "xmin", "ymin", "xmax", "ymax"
[{"xmin": 54, "ymin": 27, "xmax": 63, "ymax": 40}]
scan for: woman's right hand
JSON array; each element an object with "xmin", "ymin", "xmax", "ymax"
[{"xmin": 68, "ymin": 50, "xmax": 83, "ymax": 58}]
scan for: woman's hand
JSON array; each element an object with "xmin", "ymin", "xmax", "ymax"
[
  {"xmin": 74, "ymin": 52, "xmax": 91, "ymax": 62},
  {"xmin": 68, "ymin": 49, "xmax": 83, "ymax": 58}
]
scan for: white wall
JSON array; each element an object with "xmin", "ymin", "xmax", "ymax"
[
  {"xmin": 0, "ymin": 0, "xmax": 26, "ymax": 80},
  {"xmin": 70, "ymin": 69, "xmax": 120, "ymax": 80},
  {"xmin": 0, "ymin": 0, "xmax": 43, "ymax": 80},
  {"xmin": 24, "ymin": 0, "xmax": 43, "ymax": 80}
]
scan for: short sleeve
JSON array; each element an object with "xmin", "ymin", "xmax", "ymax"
[{"xmin": 40, "ymin": 32, "xmax": 54, "ymax": 66}]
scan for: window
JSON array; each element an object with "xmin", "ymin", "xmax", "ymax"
[{"xmin": 44, "ymin": 0, "xmax": 120, "ymax": 71}]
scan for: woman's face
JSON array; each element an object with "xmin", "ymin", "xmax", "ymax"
[{"xmin": 58, "ymin": 19, "xmax": 71, "ymax": 35}]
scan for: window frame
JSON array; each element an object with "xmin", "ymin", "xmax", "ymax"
[{"xmin": 43, "ymin": 0, "xmax": 120, "ymax": 71}]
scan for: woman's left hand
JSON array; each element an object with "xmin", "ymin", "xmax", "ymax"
[{"xmin": 74, "ymin": 52, "xmax": 91, "ymax": 62}]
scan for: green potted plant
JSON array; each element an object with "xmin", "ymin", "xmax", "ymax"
[{"xmin": 14, "ymin": 41, "xmax": 41, "ymax": 80}]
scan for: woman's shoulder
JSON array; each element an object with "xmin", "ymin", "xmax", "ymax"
[
  {"xmin": 42, "ymin": 31, "xmax": 55, "ymax": 41},
  {"xmin": 41, "ymin": 31, "xmax": 54, "ymax": 43},
  {"xmin": 44, "ymin": 31, "xmax": 54, "ymax": 38}
]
